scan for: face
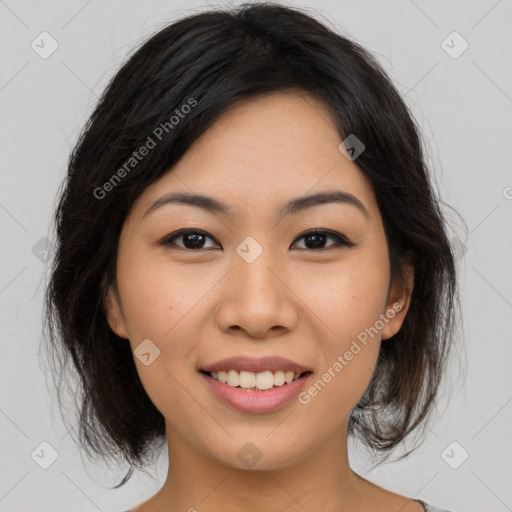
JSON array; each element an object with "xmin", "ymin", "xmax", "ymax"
[{"xmin": 105, "ymin": 91, "xmax": 413, "ymax": 470}]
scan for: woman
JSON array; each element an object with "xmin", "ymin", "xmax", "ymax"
[{"xmin": 44, "ymin": 3, "xmax": 461, "ymax": 511}]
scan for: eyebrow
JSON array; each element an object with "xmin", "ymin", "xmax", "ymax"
[{"xmin": 142, "ymin": 189, "xmax": 369, "ymax": 220}]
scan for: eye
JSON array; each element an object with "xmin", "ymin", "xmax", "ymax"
[
  {"xmin": 291, "ymin": 229, "xmax": 355, "ymax": 250},
  {"xmin": 160, "ymin": 228, "xmax": 355, "ymax": 251},
  {"xmin": 160, "ymin": 229, "xmax": 220, "ymax": 250}
]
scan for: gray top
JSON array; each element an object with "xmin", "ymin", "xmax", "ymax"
[{"xmin": 417, "ymin": 499, "xmax": 454, "ymax": 512}]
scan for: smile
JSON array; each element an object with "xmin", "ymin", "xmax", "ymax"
[
  {"xmin": 199, "ymin": 371, "xmax": 313, "ymax": 413},
  {"xmin": 206, "ymin": 369, "xmax": 303, "ymax": 391}
]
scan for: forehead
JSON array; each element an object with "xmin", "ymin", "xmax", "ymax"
[{"xmin": 135, "ymin": 91, "xmax": 379, "ymax": 223}]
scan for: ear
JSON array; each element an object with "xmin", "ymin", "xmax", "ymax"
[
  {"xmin": 104, "ymin": 281, "xmax": 130, "ymax": 339},
  {"xmin": 381, "ymin": 260, "xmax": 414, "ymax": 341}
]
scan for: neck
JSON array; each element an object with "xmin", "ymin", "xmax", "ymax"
[{"xmin": 146, "ymin": 421, "xmax": 366, "ymax": 512}]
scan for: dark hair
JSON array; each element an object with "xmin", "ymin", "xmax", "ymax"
[{"xmin": 43, "ymin": 2, "xmax": 462, "ymax": 488}]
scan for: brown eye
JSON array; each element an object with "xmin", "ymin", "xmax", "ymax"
[
  {"xmin": 291, "ymin": 229, "xmax": 355, "ymax": 250},
  {"xmin": 160, "ymin": 229, "xmax": 220, "ymax": 250},
  {"xmin": 160, "ymin": 228, "xmax": 355, "ymax": 252}
]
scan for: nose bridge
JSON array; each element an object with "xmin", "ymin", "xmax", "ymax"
[
  {"xmin": 234, "ymin": 238, "xmax": 281, "ymax": 306},
  {"xmin": 215, "ymin": 236, "xmax": 297, "ymax": 336}
]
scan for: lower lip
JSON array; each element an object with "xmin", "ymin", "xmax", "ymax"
[{"xmin": 200, "ymin": 372, "xmax": 311, "ymax": 413}]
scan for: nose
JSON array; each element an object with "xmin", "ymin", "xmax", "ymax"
[{"xmin": 215, "ymin": 251, "xmax": 299, "ymax": 339}]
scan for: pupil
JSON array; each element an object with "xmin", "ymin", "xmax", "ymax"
[
  {"xmin": 307, "ymin": 233, "xmax": 325, "ymax": 248},
  {"xmin": 185, "ymin": 233, "xmax": 204, "ymax": 249}
]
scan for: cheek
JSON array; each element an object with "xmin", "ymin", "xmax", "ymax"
[
  {"xmin": 297, "ymin": 252, "xmax": 388, "ymax": 404},
  {"xmin": 115, "ymin": 259, "xmax": 202, "ymax": 418},
  {"xmin": 117, "ymin": 252, "xmax": 211, "ymax": 343},
  {"xmin": 304, "ymin": 251, "xmax": 390, "ymax": 344},
  {"xmin": 115, "ymin": 247, "xmax": 228, "ymax": 401}
]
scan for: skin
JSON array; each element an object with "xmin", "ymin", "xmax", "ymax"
[{"xmin": 105, "ymin": 90, "xmax": 419, "ymax": 512}]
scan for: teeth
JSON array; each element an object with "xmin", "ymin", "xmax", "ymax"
[
  {"xmin": 256, "ymin": 371, "xmax": 274, "ymax": 390},
  {"xmin": 239, "ymin": 370, "xmax": 256, "ymax": 388},
  {"xmin": 226, "ymin": 369, "xmax": 239, "ymax": 387},
  {"xmin": 209, "ymin": 369, "xmax": 303, "ymax": 390}
]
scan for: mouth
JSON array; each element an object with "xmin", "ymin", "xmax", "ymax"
[
  {"xmin": 200, "ymin": 370, "xmax": 312, "ymax": 413},
  {"xmin": 200, "ymin": 369, "xmax": 311, "ymax": 391},
  {"xmin": 198, "ymin": 356, "xmax": 313, "ymax": 413}
]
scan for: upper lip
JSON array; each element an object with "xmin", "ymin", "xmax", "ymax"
[{"xmin": 200, "ymin": 356, "xmax": 313, "ymax": 374}]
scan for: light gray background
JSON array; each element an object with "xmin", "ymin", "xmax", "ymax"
[{"xmin": 1, "ymin": 0, "xmax": 511, "ymax": 511}]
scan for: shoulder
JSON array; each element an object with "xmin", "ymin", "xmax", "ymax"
[{"xmin": 417, "ymin": 499, "xmax": 455, "ymax": 512}]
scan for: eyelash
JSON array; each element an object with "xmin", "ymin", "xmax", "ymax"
[{"xmin": 160, "ymin": 228, "xmax": 356, "ymax": 251}]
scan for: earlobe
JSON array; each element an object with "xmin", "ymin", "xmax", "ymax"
[
  {"xmin": 381, "ymin": 262, "xmax": 414, "ymax": 341},
  {"xmin": 104, "ymin": 283, "xmax": 130, "ymax": 339}
]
